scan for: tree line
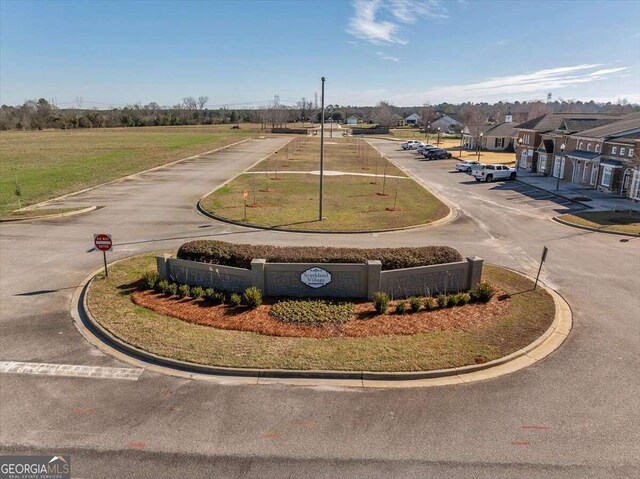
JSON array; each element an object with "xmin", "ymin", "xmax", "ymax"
[{"xmin": 0, "ymin": 96, "xmax": 637, "ymax": 131}]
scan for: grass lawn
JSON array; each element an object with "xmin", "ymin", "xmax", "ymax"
[
  {"xmin": 558, "ymin": 210, "xmax": 640, "ymax": 235},
  {"xmin": 88, "ymin": 254, "xmax": 556, "ymax": 372},
  {"xmin": 202, "ymin": 137, "xmax": 449, "ymax": 231},
  {"xmin": 0, "ymin": 206, "xmax": 90, "ymax": 221},
  {"xmin": 0, "ymin": 124, "xmax": 261, "ymax": 215},
  {"xmin": 450, "ymin": 149, "xmax": 516, "ymax": 165}
]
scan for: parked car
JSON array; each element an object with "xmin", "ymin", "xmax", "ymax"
[
  {"xmin": 419, "ymin": 147, "xmax": 440, "ymax": 158},
  {"xmin": 424, "ymin": 149, "xmax": 453, "ymax": 160},
  {"xmin": 472, "ymin": 164, "xmax": 517, "ymax": 182},
  {"xmin": 455, "ymin": 160, "xmax": 481, "ymax": 172},
  {"xmin": 401, "ymin": 140, "xmax": 422, "ymax": 150},
  {"xmin": 416, "ymin": 144, "xmax": 435, "ymax": 154}
]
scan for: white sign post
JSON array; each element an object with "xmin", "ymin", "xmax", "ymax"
[{"xmin": 301, "ymin": 267, "xmax": 332, "ymax": 289}]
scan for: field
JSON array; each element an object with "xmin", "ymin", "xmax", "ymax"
[
  {"xmin": 88, "ymin": 255, "xmax": 556, "ymax": 372},
  {"xmin": 201, "ymin": 136, "xmax": 450, "ymax": 231},
  {"xmin": 0, "ymin": 124, "xmax": 262, "ymax": 216}
]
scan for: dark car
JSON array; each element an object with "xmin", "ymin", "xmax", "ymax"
[
  {"xmin": 424, "ymin": 149, "xmax": 452, "ymax": 160},
  {"xmin": 420, "ymin": 147, "xmax": 440, "ymax": 158}
]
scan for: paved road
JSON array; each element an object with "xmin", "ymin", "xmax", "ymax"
[{"xmin": 1, "ymin": 137, "xmax": 639, "ymax": 478}]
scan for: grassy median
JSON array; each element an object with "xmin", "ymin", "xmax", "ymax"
[
  {"xmin": 87, "ymin": 254, "xmax": 555, "ymax": 372},
  {"xmin": 557, "ymin": 210, "xmax": 640, "ymax": 235},
  {"xmin": 201, "ymin": 137, "xmax": 449, "ymax": 231}
]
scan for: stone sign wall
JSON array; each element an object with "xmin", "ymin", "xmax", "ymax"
[{"xmin": 156, "ymin": 255, "xmax": 483, "ymax": 299}]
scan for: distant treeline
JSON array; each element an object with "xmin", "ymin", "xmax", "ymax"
[{"xmin": 1, "ymin": 96, "xmax": 637, "ymax": 131}]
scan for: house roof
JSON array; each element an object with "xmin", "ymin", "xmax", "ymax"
[
  {"xmin": 577, "ymin": 116, "xmax": 640, "ymax": 139},
  {"xmin": 432, "ymin": 115, "xmax": 462, "ymax": 127},
  {"xmin": 404, "ymin": 113, "xmax": 421, "ymax": 121},
  {"xmin": 346, "ymin": 115, "xmax": 361, "ymax": 120},
  {"xmin": 390, "ymin": 113, "xmax": 403, "ymax": 120},
  {"xmin": 515, "ymin": 113, "xmax": 625, "ymax": 133},
  {"xmin": 483, "ymin": 121, "xmax": 518, "ymax": 138},
  {"xmin": 463, "ymin": 124, "xmax": 492, "ymax": 136},
  {"xmin": 564, "ymin": 150, "xmax": 601, "ymax": 161},
  {"xmin": 610, "ymin": 132, "xmax": 640, "ymax": 144},
  {"xmin": 601, "ymin": 159, "xmax": 624, "ymax": 167}
]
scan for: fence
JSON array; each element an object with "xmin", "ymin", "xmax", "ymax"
[{"xmin": 156, "ymin": 255, "xmax": 483, "ymax": 299}]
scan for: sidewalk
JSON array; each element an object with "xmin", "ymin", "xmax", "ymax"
[{"xmin": 516, "ymin": 171, "xmax": 640, "ymax": 212}]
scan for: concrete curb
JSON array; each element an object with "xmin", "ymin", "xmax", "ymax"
[
  {"xmin": 552, "ymin": 215, "xmax": 640, "ymax": 238},
  {"xmin": 0, "ymin": 205, "xmax": 97, "ymax": 223},
  {"xmin": 71, "ymin": 257, "xmax": 572, "ymax": 388},
  {"xmin": 196, "ymin": 137, "xmax": 456, "ymax": 235},
  {"xmin": 19, "ymin": 138, "xmax": 256, "ymax": 211}
]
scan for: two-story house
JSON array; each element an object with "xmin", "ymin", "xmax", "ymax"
[
  {"xmin": 514, "ymin": 113, "xmax": 623, "ymax": 174},
  {"xmin": 562, "ymin": 114, "xmax": 640, "ymax": 196}
]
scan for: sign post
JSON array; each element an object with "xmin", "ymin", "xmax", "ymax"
[
  {"xmin": 534, "ymin": 246, "xmax": 548, "ymax": 290},
  {"xmin": 243, "ymin": 191, "xmax": 249, "ymax": 221},
  {"xmin": 94, "ymin": 233, "xmax": 113, "ymax": 278}
]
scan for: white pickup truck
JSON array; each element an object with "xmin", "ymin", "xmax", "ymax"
[{"xmin": 472, "ymin": 164, "xmax": 517, "ymax": 182}]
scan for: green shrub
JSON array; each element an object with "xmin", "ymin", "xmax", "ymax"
[
  {"xmin": 143, "ymin": 271, "xmax": 159, "ymax": 290},
  {"xmin": 437, "ymin": 294, "xmax": 447, "ymax": 308},
  {"xmin": 167, "ymin": 282, "xmax": 178, "ymax": 296},
  {"xmin": 177, "ymin": 284, "xmax": 191, "ymax": 298},
  {"xmin": 177, "ymin": 241, "xmax": 462, "ymax": 271},
  {"xmin": 423, "ymin": 297, "xmax": 435, "ymax": 311},
  {"xmin": 270, "ymin": 299, "xmax": 353, "ymax": 325},
  {"xmin": 409, "ymin": 296, "xmax": 421, "ymax": 313},
  {"xmin": 396, "ymin": 301, "xmax": 408, "ymax": 314},
  {"xmin": 470, "ymin": 282, "xmax": 495, "ymax": 303},
  {"xmin": 157, "ymin": 279, "xmax": 170, "ymax": 294},
  {"xmin": 228, "ymin": 293, "xmax": 242, "ymax": 307},
  {"xmin": 446, "ymin": 294, "xmax": 459, "ymax": 307},
  {"xmin": 372, "ymin": 292, "xmax": 390, "ymax": 314},
  {"xmin": 242, "ymin": 287, "xmax": 263, "ymax": 309},
  {"xmin": 458, "ymin": 293, "xmax": 471, "ymax": 305},
  {"xmin": 204, "ymin": 288, "xmax": 224, "ymax": 305},
  {"xmin": 191, "ymin": 286, "xmax": 205, "ymax": 299}
]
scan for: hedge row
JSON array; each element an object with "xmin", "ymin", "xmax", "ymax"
[{"xmin": 177, "ymin": 241, "xmax": 462, "ymax": 271}]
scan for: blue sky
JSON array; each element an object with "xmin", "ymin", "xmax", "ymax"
[{"xmin": 1, "ymin": 0, "xmax": 638, "ymax": 107}]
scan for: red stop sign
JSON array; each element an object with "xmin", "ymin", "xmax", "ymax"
[{"xmin": 94, "ymin": 234, "xmax": 113, "ymax": 252}]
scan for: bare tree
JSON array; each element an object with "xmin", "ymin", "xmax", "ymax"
[
  {"xmin": 420, "ymin": 104, "xmax": 437, "ymax": 127},
  {"xmin": 372, "ymin": 101, "xmax": 395, "ymax": 127},
  {"xmin": 182, "ymin": 97, "xmax": 197, "ymax": 111},
  {"xmin": 460, "ymin": 105, "xmax": 486, "ymax": 126},
  {"xmin": 526, "ymin": 102, "xmax": 552, "ymax": 119},
  {"xmin": 197, "ymin": 96, "xmax": 209, "ymax": 111},
  {"xmin": 296, "ymin": 97, "xmax": 314, "ymax": 123}
]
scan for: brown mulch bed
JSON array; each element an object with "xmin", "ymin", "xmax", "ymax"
[{"xmin": 131, "ymin": 290, "xmax": 510, "ymax": 339}]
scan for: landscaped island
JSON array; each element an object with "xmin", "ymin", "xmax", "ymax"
[
  {"xmin": 199, "ymin": 136, "xmax": 450, "ymax": 231},
  {"xmin": 87, "ymin": 242, "xmax": 556, "ymax": 372}
]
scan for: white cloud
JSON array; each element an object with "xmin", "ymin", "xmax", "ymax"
[
  {"xmin": 496, "ymin": 40, "xmax": 507, "ymax": 46},
  {"xmin": 358, "ymin": 64, "xmax": 634, "ymax": 104},
  {"xmin": 347, "ymin": 0, "xmax": 447, "ymax": 44},
  {"xmin": 381, "ymin": 56, "xmax": 400, "ymax": 62}
]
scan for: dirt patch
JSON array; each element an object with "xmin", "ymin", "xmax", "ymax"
[{"xmin": 131, "ymin": 291, "xmax": 510, "ymax": 339}]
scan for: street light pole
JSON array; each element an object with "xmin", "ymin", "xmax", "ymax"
[
  {"xmin": 437, "ymin": 127, "xmax": 441, "ymax": 146},
  {"xmin": 319, "ymin": 76, "xmax": 325, "ymax": 221},
  {"xmin": 556, "ymin": 143, "xmax": 565, "ymax": 191},
  {"xmin": 477, "ymin": 133, "xmax": 483, "ymax": 161}
]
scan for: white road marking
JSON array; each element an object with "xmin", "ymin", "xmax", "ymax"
[{"xmin": 0, "ymin": 361, "xmax": 143, "ymax": 380}]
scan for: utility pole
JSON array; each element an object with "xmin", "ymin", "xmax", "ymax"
[{"xmin": 319, "ymin": 77, "xmax": 325, "ymax": 221}]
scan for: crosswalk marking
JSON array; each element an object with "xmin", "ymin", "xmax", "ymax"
[{"xmin": 0, "ymin": 361, "xmax": 143, "ymax": 380}]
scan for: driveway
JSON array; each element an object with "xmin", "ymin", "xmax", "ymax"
[{"xmin": 0, "ymin": 137, "xmax": 638, "ymax": 478}]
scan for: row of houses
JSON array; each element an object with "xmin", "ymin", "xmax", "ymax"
[{"xmin": 514, "ymin": 112, "xmax": 640, "ymax": 200}]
